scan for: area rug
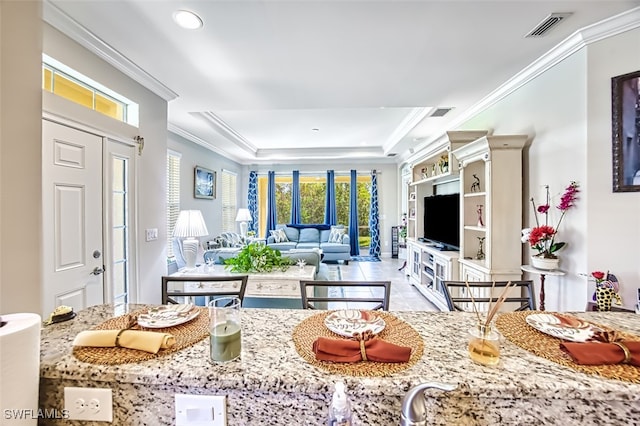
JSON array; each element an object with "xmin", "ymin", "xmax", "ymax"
[{"xmin": 350, "ymin": 255, "xmax": 381, "ymax": 262}]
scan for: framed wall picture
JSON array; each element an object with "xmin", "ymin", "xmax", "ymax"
[
  {"xmin": 194, "ymin": 166, "xmax": 215, "ymax": 199},
  {"xmin": 611, "ymin": 70, "xmax": 640, "ymax": 192}
]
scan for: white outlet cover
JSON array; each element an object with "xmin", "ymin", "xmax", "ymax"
[
  {"xmin": 64, "ymin": 387, "xmax": 112, "ymax": 422},
  {"xmin": 175, "ymin": 394, "xmax": 226, "ymax": 426}
]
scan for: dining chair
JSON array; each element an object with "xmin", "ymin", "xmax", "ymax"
[
  {"xmin": 162, "ymin": 275, "xmax": 248, "ymax": 305},
  {"xmin": 442, "ymin": 280, "xmax": 536, "ymax": 312},
  {"xmin": 299, "ymin": 280, "xmax": 391, "ymax": 311}
]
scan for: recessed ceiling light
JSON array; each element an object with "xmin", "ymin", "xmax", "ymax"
[{"xmin": 173, "ymin": 10, "xmax": 203, "ymax": 30}]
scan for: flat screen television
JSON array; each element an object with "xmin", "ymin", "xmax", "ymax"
[{"xmin": 423, "ymin": 193, "xmax": 460, "ymax": 251}]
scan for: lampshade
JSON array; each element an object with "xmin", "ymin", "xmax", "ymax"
[
  {"xmin": 173, "ymin": 210, "xmax": 209, "ymax": 238},
  {"xmin": 235, "ymin": 208, "xmax": 252, "ymax": 222}
]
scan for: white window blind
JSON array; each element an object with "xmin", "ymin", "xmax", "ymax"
[
  {"xmin": 166, "ymin": 151, "xmax": 181, "ymax": 257},
  {"xmin": 221, "ymin": 169, "xmax": 237, "ymax": 232}
]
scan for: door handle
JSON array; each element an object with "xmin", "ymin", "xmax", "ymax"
[{"xmin": 91, "ymin": 266, "xmax": 105, "ymax": 275}]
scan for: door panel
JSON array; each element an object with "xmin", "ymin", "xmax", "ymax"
[
  {"xmin": 55, "ymin": 184, "xmax": 85, "ymax": 269},
  {"xmin": 42, "ymin": 120, "xmax": 104, "ymax": 317}
]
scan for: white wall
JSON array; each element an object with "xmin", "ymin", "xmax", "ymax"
[
  {"xmin": 42, "ymin": 24, "xmax": 169, "ymax": 305},
  {"xmin": 585, "ymin": 28, "xmax": 640, "ymax": 311},
  {"xmin": 168, "ymin": 132, "xmax": 244, "ymax": 239},
  {"xmin": 459, "ymin": 28, "xmax": 640, "ymax": 310},
  {"xmin": 0, "ymin": 1, "xmax": 43, "ymax": 314},
  {"xmin": 250, "ymin": 162, "xmax": 398, "ymax": 256}
]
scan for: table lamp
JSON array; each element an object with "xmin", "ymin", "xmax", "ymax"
[
  {"xmin": 173, "ymin": 210, "xmax": 209, "ymax": 269},
  {"xmin": 235, "ymin": 208, "xmax": 252, "ymax": 238}
]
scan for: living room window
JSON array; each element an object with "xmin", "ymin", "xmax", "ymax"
[
  {"xmin": 166, "ymin": 150, "xmax": 181, "ymax": 257},
  {"xmin": 42, "ymin": 55, "xmax": 139, "ymax": 126},
  {"xmin": 256, "ymin": 172, "xmax": 372, "ymax": 248},
  {"xmin": 221, "ymin": 169, "xmax": 237, "ymax": 232}
]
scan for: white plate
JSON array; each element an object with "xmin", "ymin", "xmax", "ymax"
[
  {"xmin": 525, "ymin": 313, "xmax": 602, "ymax": 342},
  {"xmin": 137, "ymin": 304, "xmax": 199, "ymax": 329},
  {"xmin": 324, "ymin": 310, "xmax": 385, "ymax": 338}
]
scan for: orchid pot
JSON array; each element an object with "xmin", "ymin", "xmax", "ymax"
[{"xmin": 531, "ymin": 255, "xmax": 560, "ymax": 271}]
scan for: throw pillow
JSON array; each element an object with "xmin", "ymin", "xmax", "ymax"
[
  {"xmin": 270, "ymin": 228, "xmax": 289, "ymax": 243},
  {"xmin": 328, "ymin": 227, "xmax": 346, "ymax": 243}
]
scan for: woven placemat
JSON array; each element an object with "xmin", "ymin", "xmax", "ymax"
[
  {"xmin": 73, "ymin": 307, "xmax": 209, "ymax": 365},
  {"xmin": 292, "ymin": 311, "xmax": 424, "ymax": 376},
  {"xmin": 496, "ymin": 311, "xmax": 640, "ymax": 384}
]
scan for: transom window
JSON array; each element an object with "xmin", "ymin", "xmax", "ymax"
[{"xmin": 42, "ymin": 55, "xmax": 139, "ymax": 125}]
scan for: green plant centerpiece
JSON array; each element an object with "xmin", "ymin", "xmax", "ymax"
[{"xmin": 223, "ymin": 243, "xmax": 293, "ymax": 273}]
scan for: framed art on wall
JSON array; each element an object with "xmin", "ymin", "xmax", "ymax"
[
  {"xmin": 194, "ymin": 166, "xmax": 215, "ymax": 199},
  {"xmin": 611, "ymin": 69, "xmax": 640, "ymax": 192}
]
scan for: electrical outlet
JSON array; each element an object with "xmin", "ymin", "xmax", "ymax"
[
  {"xmin": 145, "ymin": 228, "xmax": 158, "ymax": 241},
  {"xmin": 175, "ymin": 394, "xmax": 226, "ymax": 426},
  {"xmin": 64, "ymin": 387, "xmax": 112, "ymax": 422}
]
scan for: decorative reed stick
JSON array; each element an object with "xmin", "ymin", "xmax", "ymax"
[
  {"xmin": 464, "ymin": 280, "xmax": 482, "ymax": 325},
  {"xmin": 486, "ymin": 280, "xmax": 497, "ymax": 318},
  {"xmin": 485, "ymin": 281, "xmax": 515, "ymax": 326}
]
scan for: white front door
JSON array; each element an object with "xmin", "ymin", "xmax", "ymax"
[{"xmin": 42, "ymin": 119, "xmax": 104, "ymax": 316}]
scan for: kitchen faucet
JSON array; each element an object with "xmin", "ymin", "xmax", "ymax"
[{"xmin": 400, "ymin": 382, "xmax": 458, "ymax": 426}]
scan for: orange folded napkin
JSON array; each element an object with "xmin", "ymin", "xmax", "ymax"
[
  {"xmin": 559, "ymin": 341, "xmax": 640, "ymax": 366},
  {"xmin": 313, "ymin": 337, "xmax": 411, "ymax": 363},
  {"xmin": 73, "ymin": 330, "xmax": 176, "ymax": 354}
]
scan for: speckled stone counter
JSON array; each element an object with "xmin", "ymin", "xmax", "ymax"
[{"xmin": 39, "ymin": 305, "xmax": 640, "ymax": 425}]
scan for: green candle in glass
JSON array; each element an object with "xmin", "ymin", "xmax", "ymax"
[{"xmin": 208, "ymin": 297, "xmax": 241, "ymax": 363}]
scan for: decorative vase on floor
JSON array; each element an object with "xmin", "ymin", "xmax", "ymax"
[
  {"xmin": 595, "ymin": 287, "xmax": 615, "ymax": 311},
  {"xmin": 531, "ymin": 255, "xmax": 559, "ymax": 271}
]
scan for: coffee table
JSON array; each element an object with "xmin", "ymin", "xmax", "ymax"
[{"xmin": 162, "ymin": 265, "xmax": 316, "ymax": 308}]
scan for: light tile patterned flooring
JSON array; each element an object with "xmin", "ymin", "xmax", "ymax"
[{"xmin": 326, "ymin": 257, "xmax": 439, "ymax": 311}]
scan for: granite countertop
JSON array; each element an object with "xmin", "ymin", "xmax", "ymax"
[{"xmin": 39, "ymin": 305, "xmax": 640, "ymax": 403}]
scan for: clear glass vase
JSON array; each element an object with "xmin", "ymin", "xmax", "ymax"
[{"xmin": 468, "ymin": 323, "xmax": 500, "ymax": 366}]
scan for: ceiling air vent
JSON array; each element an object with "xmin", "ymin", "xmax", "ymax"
[
  {"xmin": 526, "ymin": 13, "xmax": 572, "ymax": 37},
  {"xmin": 429, "ymin": 107, "xmax": 452, "ymax": 118},
  {"xmin": 387, "ymin": 153, "xmax": 397, "ymax": 157}
]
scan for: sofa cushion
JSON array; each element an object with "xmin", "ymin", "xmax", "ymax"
[
  {"xmin": 268, "ymin": 242, "xmax": 298, "ymax": 251},
  {"xmin": 320, "ymin": 229, "xmax": 331, "ymax": 243},
  {"xmin": 280, "ymin": 225, "xmax": 299, "ymax": 242},
  {"xmin": 297, "ymin": 242, "xmax": 320, "ymax": 250},
  {"xmin": 299, "ymin": 228, "xmax": 320, "ymax": 243},
  {"xmin": 320, "ymin": 242, "xmax": 351, "ymax": 253}
]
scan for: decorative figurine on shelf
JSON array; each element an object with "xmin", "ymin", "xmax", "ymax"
[
  {"xmin": 438, "ymin": 154, "xmax": 449, "ymax": 174},
  {"xmin": 476, "ymin": 237, "xmax": 485, "ymax": 260},
  {"xmin": 471, "ymin": 174, "xmax": 481, "ymax": 192},
  {"xmin": 477, "ymin": 205, "xmax": 485, "ymax": 227},
  {"xmin": 421, "ymin": 167, "xmax": 428, "ymax": 180}
]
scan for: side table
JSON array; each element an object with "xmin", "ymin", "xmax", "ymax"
[{"xmin": 521, "ymin": 265, "xmax": 566, "ymax": 311}]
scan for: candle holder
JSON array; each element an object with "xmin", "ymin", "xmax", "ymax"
[{"xmin": 208, "ymin": 297, "xmax": 242, "ymax": 363}]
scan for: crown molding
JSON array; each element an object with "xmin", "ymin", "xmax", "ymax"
[
  {"xmin": 43, "ymin": 0, "xmax": 178, "ymax": 102},
  {"xmin": 193, "ymin": 112, "xmax": 258, "ymax": 155},
  {"xmin": 382, "ymin": 107, "xmax": 431, "ymax": 154},
  {"xmin": 168, "ymin": 123, "xmax": 244, "ymax": 163},
  {"xmin": 402, "ymin": 6, "xmax": 640, "ymax": 166}
]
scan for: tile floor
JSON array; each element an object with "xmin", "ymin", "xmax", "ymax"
[{"xmin": 326, "ymin": 257, "xmax": 439, "ymax": 311}]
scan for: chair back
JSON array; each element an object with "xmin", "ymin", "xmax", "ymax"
[
  {"xmin": 299, "ymin": 280, "xmax": 391, "ymax": 311},
  {"xmin": 442, "ymin": 280, "xmax": 536, "ymax": 312},
  {"xmin": 162, "ymin": 275, "xmax": 249, "ymax": 305}
]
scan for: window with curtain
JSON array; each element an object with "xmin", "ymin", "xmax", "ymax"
[
  {"xmin": 257, "ymin": 172, "xmax": 372, "ymax": 247},
  {"xmin": 166, "ymin": 151, "xmax": 181, "ymax": 257},
  {"xmin": 221, "ymin": 169, "xmax": 237, "ymax": 232}
]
